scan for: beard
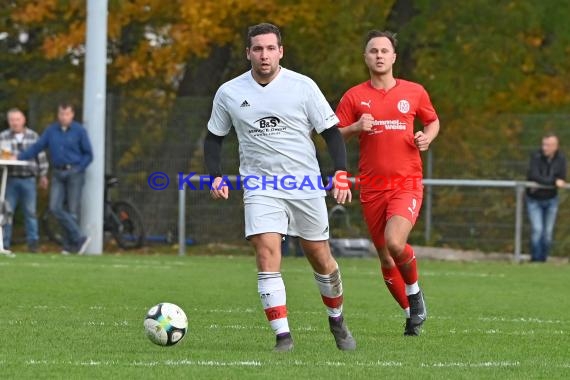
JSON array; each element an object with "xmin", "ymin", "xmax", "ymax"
[{"xmin": 252, "ymin": 63, "xmax": 279, "ymax": 83}]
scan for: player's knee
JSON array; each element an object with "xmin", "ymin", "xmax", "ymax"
[
  {"xmin": 385, "ymin": 237, "xmax": 406, "ymax": 258},
  {"xmin": 254, "ymin": 244, "xmax": 280, "ymax": 257}
]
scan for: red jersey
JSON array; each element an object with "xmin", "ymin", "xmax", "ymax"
[{"xmin": 336, "ymin": 79, "xmax": 438, "ymax": 193}]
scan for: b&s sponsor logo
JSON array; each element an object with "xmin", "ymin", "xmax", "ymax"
[
  {"xmin": 255, "ymin": 116, "xmax": 280, "ymax": 129},
  {"xmin": 249, "ymin": 116, "xmax": 286, "ymax": 137}
]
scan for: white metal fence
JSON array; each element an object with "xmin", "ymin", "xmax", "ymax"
[{"xmin": 177, "ymin": 176, "xmax": 568, "ymax": 262}]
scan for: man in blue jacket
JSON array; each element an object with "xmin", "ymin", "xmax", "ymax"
[{"xmin": 18, "ymin": 102, "xmax": 93, "ymax": 254}]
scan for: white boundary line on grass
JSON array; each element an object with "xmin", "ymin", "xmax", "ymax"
[
  {"xmin": 17, "ymin": 358, "xmax": 570, "ymax": 369},
  {"xmin": 449, "ymin": 328, "xmax": 566, "ymax": 336},
  {"xmin": 479, "ymin": 316, "xmax": 565, "ymax": 324},
  {"xmin": 422, "ymin": 270, "xmax": 506, "ymax": 278},
  {"xmin": 19, "ymin": 359, "xmax": 404, "ymax": 368},
  {"xmin": 132, "ymin": 360, "xmax": 263, "ymax": 367},
  {"xmin": 6, "ymin": 304, "xmax": 570, "ymax": 326},
  {"xmin": 421, "ymin": 361, "xmax": 521, "ymax": 368},
  {"xmin": 2, "ymin": 259, "xmax": 183, "ymax": 270},
  {"xmin": 281, "ymin": 268, "xmax": 507, "ymax": 278}
]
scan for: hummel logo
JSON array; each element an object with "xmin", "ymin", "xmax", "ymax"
[
  {"xmin": 240, "ymin": 100, "xmax": 250, "ymax": 107},
  {"xmin": 360, "ymin": 99, "xmax": 372, "ymax": 108}
]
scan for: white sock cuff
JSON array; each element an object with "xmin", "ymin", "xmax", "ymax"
[
  {"xmin": 405, "ymin": 282, "xmax": 420, "ymax": 296},
  {"xmin": 258, "ymin": 272, "xmax": 285, "ymax": 293},
  {"xmin": 313, "ymin": 265, "xmax": 341, "ymax": 283}
]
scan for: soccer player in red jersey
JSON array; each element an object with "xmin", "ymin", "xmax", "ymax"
[{"xmin": 336, "ymin": 30, "xmax": 440, "ymax": 336}]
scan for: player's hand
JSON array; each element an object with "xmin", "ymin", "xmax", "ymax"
[
  {"xmin": 210, "ymin": 176, "xmax": 229, "ymax": 200},
  {"xmin": 332, "ymin": 170, "xmax": 352, "ymax": 204},
  {"xmin": 555, "ymin": 178, "xmax": 566, "ymax": 188},
  {"xmin": 358, "ymin": 113, "xmax": 374, "ymax": 133},
  {"xmin": 414, "ymin": 131, "xmax": 432, "ymax": 151}
]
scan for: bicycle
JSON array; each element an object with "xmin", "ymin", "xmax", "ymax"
[{"xmin": 41, "ymin": 175, "xmax": 146, "ymax": 249}]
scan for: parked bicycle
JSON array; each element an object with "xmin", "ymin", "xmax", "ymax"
[{"xmin": 41, "ymin": 175, "xmax": 145, "ymax": 249}]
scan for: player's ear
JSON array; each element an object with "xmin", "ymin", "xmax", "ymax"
[
  {"xmin": 393, "ymin": 53, "xmax": 397, "ymax": 63},
  {"xmin": 279, "ymin": 45, "xmax": 284, "ymax": 59},
  {"xmin": 246, "ymin": 47, "xmax": 251, "ymax": 61}
]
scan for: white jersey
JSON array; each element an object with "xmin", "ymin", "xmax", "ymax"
[{"xmin": 207, "ymin": 67, "xmax": 339, "ymax": 199}]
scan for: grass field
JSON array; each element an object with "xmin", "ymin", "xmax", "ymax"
[{"xmin": 1, "ymin": 253, "xmax": 569, "ymax": 379}]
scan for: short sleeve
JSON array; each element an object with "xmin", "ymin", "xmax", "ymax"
[
  {"xmin": 335, "ymin": 92, "xmax": 357, "ymax": 128},
  {"xmin": 207, "ymin": 88, "xmax": 232, "ymax": 136},
  {"xmin": 304, "ymin": 79, "xmax": 339, "ymax": 134},
  {"xmin": 416, "ymin": 87, "xmax": 438, "ymax": 126}
]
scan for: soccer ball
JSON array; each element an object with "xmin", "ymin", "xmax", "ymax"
[{"xmin": 144, "ymin": 303, "xmax": 188, "ymax": 346}]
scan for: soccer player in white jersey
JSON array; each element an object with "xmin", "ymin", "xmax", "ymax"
[{"xmin": 204, "ymin": 23, "xmax": 356, "ymax": 352}]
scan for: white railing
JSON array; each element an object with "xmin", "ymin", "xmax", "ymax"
[
  {"xmin": 178, "ymin": 175, "xmax": 565, "ymax": 262},
  {"xmin": 423, "ymin": 179, "xmax": 567, "ymax": 263}
]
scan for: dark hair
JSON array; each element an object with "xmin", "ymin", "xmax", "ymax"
[
  {"xmin": 364, "ymin": 30, "xmax": 398, "ymax": 52},
  {"xmin": 58, "ymin": 101, "xmax": 75, "ymax": 112},
  {"xmin": 543, "ymin": 132, "xmax": 559, "ymax": 141},
  {"xmin": 6, "ymin": 107, "xmax": 25, "ymax": 118},
  {"xmin": 246, "ymin": 23, "xmax": 282, "ymax": 48},
  {"xmin": 542, "ymin": 132, "xmax": 558, "ymax": 139}
]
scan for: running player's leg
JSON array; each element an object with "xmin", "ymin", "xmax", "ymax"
[
  {"xmin": 385, "ymin": 191, "xmax": 426, "ymax": 335},
  {"xmin": 362, "ymin": 195, "xmax": 410, "ymax": 317},
  {"xmin": 245, "ymin": 197, "xmax": 292, "ymax": 351},
  {"xmin": 289, "ymin": 197, "xmax": 356, "ymax": 350}
]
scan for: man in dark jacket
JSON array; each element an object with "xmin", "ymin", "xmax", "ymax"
[{"xmin": 526, "ymin": 133, "xmax": 566, "ymax": 262}]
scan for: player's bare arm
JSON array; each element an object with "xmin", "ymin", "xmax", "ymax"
[
  {"xmin": 338, "ymin": 113, "xmax": 374, "ymax": 141},
  {"xmin": 414, "ymin": 119, "xmax": 440, "ymax": 151}
]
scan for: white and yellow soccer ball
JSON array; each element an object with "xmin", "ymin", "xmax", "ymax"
[{"xmin": 144, "ymin": 303, "xmax": 188, "ymax": 346}]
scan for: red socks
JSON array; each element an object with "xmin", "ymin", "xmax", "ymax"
[
  {"xmin": 395, "ymin": 244, "xmax": 418, "ymax": 285},
  {"xmin": 381, "ymin": 244, "xmax": 420, "ymax": 309},
  {"xmin": 381, "ymin": 266, "xmax": 409, "ymax": 309}
]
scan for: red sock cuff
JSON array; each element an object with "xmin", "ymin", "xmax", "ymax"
[
  {"xmin": 395, "ymin": 244, "xmax": 418, "ymax": 285},
  {"xmin": 395, "ymin": 244, "xmax": 415, "ymax": 266},
  {"xmin": 264, "ymin": 305, "xmax": 288, "ymax": 321}
]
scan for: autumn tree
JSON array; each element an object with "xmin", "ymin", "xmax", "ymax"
[{"xmin": 3, "ymin": 0, "xmax": 570, "ymax": 252}]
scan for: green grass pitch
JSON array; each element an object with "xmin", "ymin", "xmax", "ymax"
[{"xmin": 1, "ymin": 253, "xmax": 568, "ymax": 379}]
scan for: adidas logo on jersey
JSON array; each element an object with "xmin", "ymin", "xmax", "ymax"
[{"xmin": 240, "ymin": 100, "xmax": 250, "ymax": 107}]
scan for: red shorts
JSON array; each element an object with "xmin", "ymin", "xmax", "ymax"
[{"xmin": 361, "ymin": 189, "xmax": 423, "ymax": 248}]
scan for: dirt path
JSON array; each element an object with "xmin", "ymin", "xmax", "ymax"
[{"xmin": 413, "ymin": 246, "xmax": 569, "ymax": 264}]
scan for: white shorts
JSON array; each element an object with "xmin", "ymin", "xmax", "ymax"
[{"xmin": 244, "ymin": 195, "xmax": 329, "ymax": 241}]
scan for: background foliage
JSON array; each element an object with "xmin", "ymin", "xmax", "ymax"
[{"xmin": 1, "ymin": 0, "xmax": 570, "ymax": 254}]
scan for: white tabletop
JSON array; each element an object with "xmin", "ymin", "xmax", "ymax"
[{"xmin": 0, "ymin": 159, "xmax": 29, "ymax": 166}]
